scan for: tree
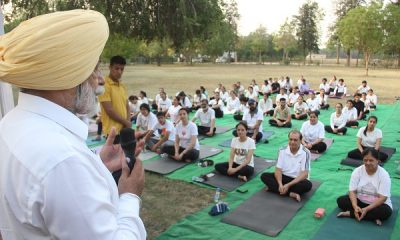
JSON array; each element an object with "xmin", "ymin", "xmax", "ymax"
[
  {"xmin": 382, "ymin": 3, "xmax": 400, "ymax": 67},
  {"xmin": 293, "ymin": 0, "xmax": 324, "ymax": 63},
  {"xmin": 329, "ymin": 0, "xmax": 365, "ymax": 65},
  {"xmin": 248, "ymin": 25, "xmax": 269, "ymax": 63},
  {"xmin": 337, "ymin": 3, "xmax": 384, "ymax": 76},
  {"xmin": 274, "ymin": 18, "xmax": 297, "ymax": 62}
]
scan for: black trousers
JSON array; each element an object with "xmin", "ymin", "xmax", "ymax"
[
  {"xmin": 325, "ymin": 125, "xmax": 347, "ymax": 135},
  {"xmin": 320, "ymin": 103, "xmax": 329, "ymax": 110},
  {"xmin": 233, "ymin": 113, "xmax": 243, "ymax": 121},
  {"xmin": 215, "ymin": 162, "xmax": 254, "ymax": 178},
  {"xmin": 260, "ymin": 172, "xmax": 312, "ymax": 195},
  {"xmin": 269, "ymin": 119, "xmax": 292, "ymax": 128},
  {"xmin": 161, "ymin": 145, "xmax": 199, "ymax": 162},
  {"xmin": 291, "ymin": 113, "xmax": 307, "ymax": 120},
  {"xmin": 347, "ymin": 147, "xmax": 388, "ymax": 162},
  {"xmin": 232, "ymin": 130, "xmax": 263, "ymax": 143},
  {"xmin": 197, "ymin": 126, "xmax": 216, "ymax": 136},
  {"xmin": 97, "ymin": 121, "xmax": 102, "ymax": 135},
  {"xmin": 310, "ymin": 141, "xmax": 327, "ymax": 153},
  {"xmin": 337, "ymin": 195, "xmax": 392, "ymax": 221},
  {"xmin": 214, "ymin": 108, "xmax": 224, "ymax": 118},
  {"xmin": 346, "ymin": 121, "xmax": 359, "ymax": 127},
  {"xmin": 264, "ymin": 109, "xmax": 274, "ymax": 116}
]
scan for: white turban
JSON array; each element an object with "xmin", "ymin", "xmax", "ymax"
[{"xmin": 0, "ymin": 9, "xmax": 109, "ymax": 90}]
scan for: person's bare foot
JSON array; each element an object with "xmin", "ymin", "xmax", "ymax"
[
  {"xmin": 264, "ymin": 186, "xmax": 269, "ymax": 192},
  {"xmin": 238, "ymin": 175, "xmax": 248, "ymax": 182},
  {"xmin": 337, "ymin": 211, "xmax": 350, "ymax": 218},
  {"xmin": 337, "ymin": 132, "xmax": 343, "ymax": 135},
  {"xmin": 375, "ymin": 219, "xmax": 382, "ymax": 226},
  {"xmin": 289, "ymin": 192, "xmax": 301, "ymax": 202},
  {"xmin": 184, "ymin": 159, "xmax": 192, "ymax": 163}
]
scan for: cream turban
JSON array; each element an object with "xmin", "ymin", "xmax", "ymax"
[{"xmin": 0, "ymin": 9, "xmax": 109, "ymax": 90}]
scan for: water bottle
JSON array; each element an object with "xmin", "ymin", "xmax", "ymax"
[{"xmin": 213, "ymin": 188, "xmax": 221, "ymax": 203}]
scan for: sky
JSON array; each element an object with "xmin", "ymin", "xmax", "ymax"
[{"xmin": 236, "ymin": 0, "xmax": 335, "ymax": 47}]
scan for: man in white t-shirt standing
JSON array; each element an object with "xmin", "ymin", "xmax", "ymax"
[
  {"xmin": 260, "ymin": 130, "xmax": 312, "ymax": 202},
  {"xmin": 144, "ymin": 112, "xmax": 176, "ymax": 153},
  {"xmin": 233, "ymin": 99, "xmax": 264, "ymax": 143},
  {"xmin": 192, "ymin": 99, "xmax": 216, "ymax": 137}
]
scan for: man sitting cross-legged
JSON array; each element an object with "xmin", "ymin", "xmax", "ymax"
[
  {"xmin": 192, "ymin": 99, "xmax": 216, "ymax": 137},
  {"xmin": 260, "ymin": 130, "xmax": 312, "ymax": 202}
]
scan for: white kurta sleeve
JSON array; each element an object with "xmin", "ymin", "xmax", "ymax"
[{"xmin": 42, "ymin": 156, "xmax": 146, "ymax": 240}]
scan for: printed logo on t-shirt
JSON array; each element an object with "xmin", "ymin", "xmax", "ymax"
[
  {"xmin": 235, "ymin": 148, "xmax": 248, "ymax": 156},
  {"xmin": 358, "ymin": 182, "xmax": 378, "ymax": 204}
]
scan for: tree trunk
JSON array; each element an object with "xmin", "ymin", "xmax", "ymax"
[
  {"xmin": 309, "ymin": 53, "xmax": 312, "ymax": 64},
  {"xmin": 156, "ymin": 55, "xmax": 161, "ymax": 66},
  {"xmin": 258, "ymin": 51, "xmax": 262, "ymax": 64},
  {"xmin": 364, "ymin": 51, "xmax": 369, "ymax": 76},
  {"xmin": 282, "ymin": 50, "xmax": 285, "ymax": 62},
  {"xmin": 398, "ymin": 49, "xmax": 400, "ymax": 68},
  {"xmin": 346, "ymin": 48, "xmax": 351, "ymax": 67},
  {"xmin": 356, "ymin": 50, "xmax": 359, "ymax": 67},
  {"xmin": 336, "ymin": 41, "xmax": 340, "ymax": 64}
]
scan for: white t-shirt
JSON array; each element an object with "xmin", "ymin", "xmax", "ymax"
[
  {"xmin": 231, "ymin": 137, "xmax": 256, "ymax": 167},
  {"xmin": 129, "ymin": 102, "xmax": 140, "ymax": 115},
  {"xmin": 301, "ymin": 121, "xmax": 325, "ymax": 144},
  {"xmin": 350, "ymin": 165, "xmax": 392, "ymax": 208},
  {"xmin": 258, "ymin": 98, "xmax": 273, "ymax": 112},
  {"xmin": 275, "ymin": 93, "xmax": 288, "ymax": 104},
  {"xmin": 306, "ymin": 98, "xmax": 320, "ymax": 111},
  {"xmin": 139, "ymin": 97, "xmax": 149, "ymax": 105},
  {"xmin": 319, "ymin": 83, "xmax": 330, "ymax": 92},
  {"xmin": 194, "ymin": 108, "xmax": 215, "ymax": 127},
  {"xmin": 367, "ymin": 94, "xmax": 378, "ymax": 105},
  {"xmin": 193, "ymin": 94, "xmax": 207, "ymax": 105},
  {"xmin": 334, "ymin": 84, "xmax": 347, "ymax": 94},
  {"xmin": 261, "ymin": 84, "xmax": 272, "ymax": 94},
  {"xmin": 167, "ymin": 105, "xmax": 182, "ymax": 124},
  {"xmin": 330, "ymin": 112, "xmax": 347, "ymax": 129},
  {"xmin": 277, "ymin": 145, "xmax": 311, "ymax": 178},
  {"xmin": 316, "ymin": 94, "xmax": 328, "ymax": 105},
  {"xmin": 242, "ymin": 109, "xmax": 264, "ymax": 133},
  {"xmin": 220, "ymin": 91, "xmax": 229, "ymax": 102},
  {"xmin": 226, "ymin": 97, "xmax": 240, "ymax": 111},
  {"xmin": 175, "ymin": 121, "xmax": 200, "ymax": 150},
  {"xmin": 357, "ymin": 127, "xmax": 382, "ymax": 148},
  {"xmin": 357, "ymin": 85, "xmax": 370, "ymax": 94},
  {"xmin": 209, "ymin": 98, "xmax": 224, "ymax": 110},
  {"xmin": 180, "ymin": 97, "xmax": 192, "ymax": 108},
  {"xmin": 288, "ymin": 93, "xmax": 299, "ymax": 104},
  {"xmin": 136, "ymin": 112, "xmax": 157, "ymax": 131},
  {"xmin": 294, "ymin": 102, "xmax": 309, "ymax": 114},
  {"xmin": 253, "ymin": 85, "xmax": 260, "ymax": 93},
  {"xmin": 343, "ymin": 107, "xmax": 358, "ymax": 121},
  {"xmin": 152, "ymin": 120, "xmax": 176, "ymax": 141},
  {"xmin": 245, "ymin": 90, "xmax": 258, "ymax": 101},
  {"xmin": 157, "ymin": 98, "xmax": 172, "ymax": 112}
]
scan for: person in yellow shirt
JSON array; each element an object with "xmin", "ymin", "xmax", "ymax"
[{"xmin": 98, "ymin": 56, "xmax": 131, "ymax": 141}]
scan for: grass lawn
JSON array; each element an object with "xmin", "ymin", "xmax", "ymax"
[{"xmin": 109, "ymin": 64, "xmax": 399, "ymax": 239}]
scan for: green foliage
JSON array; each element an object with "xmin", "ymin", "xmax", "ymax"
[
  {"xmin": 274, "ymin": 18, "xmax": 297, "ymax": 61},
  {"xmin": 293, "ymin": 0, "xmax": 324, "ymax": 61},
  {"xmin": 337, "ymin": 3, "xmax": 384, "ymax": 75},
  {"xmin": 382, "ymin": 3, "xmax": 400, "ymax": 66},
  {"xmin": 101, "ymin": 34, "xmax": 146, "ymax": 63}
]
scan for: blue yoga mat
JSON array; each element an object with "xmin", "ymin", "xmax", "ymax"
[
  {"xmin": 312, "ymin": 196, "xmax": 400, "ymax": 240},
  {"xmin": 218, "ymin": 130, "xmax": 274, "ymax": 148}
]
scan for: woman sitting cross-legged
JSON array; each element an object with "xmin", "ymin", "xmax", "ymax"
[
  {"xmin": 300, "ymin": 111, "xmax": 327, "ymax": 153},
  {"xmin": 325, "ymin": 103, "xmax": 347, "ymax": 135},
  {"xmin": 347, "ymin": 116, "xmax": 388, "ymax": 162},
  {"xmin": 215, "ymin": 121, "xmax": 255, "ymax": 182},
  {"xmin": 161, "ymin": 108, "xmax": 200, "ymax": 162},
  {"xmin": 337, "ymin": 148, "xmax": 392, "ymax": 226},
  {"xmin": 291, "ymin": 95, "xmax": 309, "ymax": 120}
]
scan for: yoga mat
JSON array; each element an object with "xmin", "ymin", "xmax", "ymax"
[
  {"xmin": 139, "ymin": 150, "xmax": 158, "ymax": 161},
  {"xmin": 222, "ymin": 181, "xmax": 321, "ymax": 237},
  {"xmin": 312, "ymin": 196, "xmax": 400, "ymax": 240},
  {"xmin": 144, "ymin": 145, "xmax": 223, "ymax": 174},
  {"xmin": 200, "ymin": 157, "xmax": 276, "ymax": 191},
  {"xmin": 310, "ymin": 138, "xmax": 334, "ymax": 161},
  {"xmin": 218, "ymin": 130, "xmax": 274, "ymax": 148},
  {"xmin": 340, "ymin": 146, "xmax": 396, "ymax": 167},
  {"xmin": 198, "ymin": 126, "xmax": 235, "ymax": 141},
  {"xmin": 86, "ymin": 137, "xmax": 105, "ymax": 148}
]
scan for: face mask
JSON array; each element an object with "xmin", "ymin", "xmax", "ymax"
[{"xmin": 95, "ymin": 85, "xmax": 105, "ymax": 96}]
